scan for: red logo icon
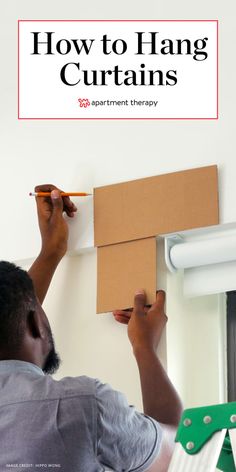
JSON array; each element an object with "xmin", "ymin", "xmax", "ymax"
[{"xmin": 78, "ymin": 98, "xmax": 90, "ymax": 108}]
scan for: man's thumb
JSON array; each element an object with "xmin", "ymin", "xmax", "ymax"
[{"xmin": 51, "ymin": 190, "xmax": 63, "ymax": 218}]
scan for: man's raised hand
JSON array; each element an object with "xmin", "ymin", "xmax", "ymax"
[{"xmin": 34, "ymin": 184, "xmax": 77, "ymax": 262}]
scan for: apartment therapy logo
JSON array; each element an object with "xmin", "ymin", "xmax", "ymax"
[
  {"xmin": 31, "ymin": 31, "xmax": 209, "ymax": 87},
  {"xmin": 18, "ymin": 21, "xmax": 218, "ymax": 119}
]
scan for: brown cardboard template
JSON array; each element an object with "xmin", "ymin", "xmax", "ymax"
[
  {"xmin": 97, "ymin": 238, "xmax": 157, "ymax": 313},
  {"xmin": 94, "ymin": 165, "xmax": 219, "ymax": 247}
]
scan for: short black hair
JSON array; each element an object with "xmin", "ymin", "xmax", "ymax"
[{"xmin": 0, "ymin": 261, "xmax": 37, "ymax": 352}]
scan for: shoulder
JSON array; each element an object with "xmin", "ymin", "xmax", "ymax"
[{"xmin": 36, "ymin": 374, "xmax": 98, "ymax": 400}]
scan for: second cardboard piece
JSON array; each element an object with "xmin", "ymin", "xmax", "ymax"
[{"xmin": 97, "ymin": 237, "xmax": 157, "ymax": 313}]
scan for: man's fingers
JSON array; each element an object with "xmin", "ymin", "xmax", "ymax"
[
  {"xmin": 113, "ymin": 311, "xmax": 132, "ymax": 324},
  {"xmin": 133, "ymin": 289, "xmax": 146, "ymax": 313},
  {"xmin": 35, "ymin": 184, "xmax": 57, "ymax": 193},
  {"xmin": 62, "ymin": 195, "xmax": 77, "ymax": 210},
  {"xmin": 149, "ymin": 290, "xmax": 167, "ymax": 317},
  {"xmin": 62, "ymin": 196, "xmax": 77, "ymax": 217},
  {"xmin": 50, "ymin": 190, "xmax": 64, "ymax": 221},
  {"xmin": 34, "ymin": 184, "xmax": 77, "ymax": 217},
  {"xmin": 113, "ymin": 314, "xmax": 130, "ymax": 325},
  {"xmin": 156, "ymin": 290, "xmax": 166, "ymax": 305},
  {"xmin": 113, "ymin": 310, "xmax": 131, "ymax": 318},
  {"xmin": 51, "ymin": 190, "xmax": 63, "ymax": 206}
]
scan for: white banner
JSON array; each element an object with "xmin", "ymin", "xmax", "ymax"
[{"xmin": 18, "ymin": 20, "xmax": 218, "ymax": 119}]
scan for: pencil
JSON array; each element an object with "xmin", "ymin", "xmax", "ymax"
[{"xmin": 29, "ymin": 192, "xmax": 92, "ymax": 197}]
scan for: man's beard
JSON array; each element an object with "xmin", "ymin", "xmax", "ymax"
[{"xmin": 43, "ymin": 327, "xmax": 61, "ymax": 375}]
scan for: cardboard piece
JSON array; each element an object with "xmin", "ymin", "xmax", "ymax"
[
  {"xmin": 94, "ymin": 165, "xmax": 219, "ymax": 247},
  {"xmin": 97, "ymin": 238, "xmax": 157, "ymax": 313}
]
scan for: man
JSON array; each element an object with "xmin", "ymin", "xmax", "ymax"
[{"xmin": 0, "ymin": 185, "xmax": 182, "ymax": 472}]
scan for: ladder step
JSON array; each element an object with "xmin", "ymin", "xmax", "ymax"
[
  {"xmin": 168, "ymin": 429, "xmax": 227, "ymax": 472},
  {"xmin": 229, "ymin": 429, "xmax": 236, "ymax": 469}
]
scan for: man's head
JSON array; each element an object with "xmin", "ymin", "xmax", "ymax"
[{"xmin": 0, "ymin": 261, "xmax": 61, "ymax": 374}]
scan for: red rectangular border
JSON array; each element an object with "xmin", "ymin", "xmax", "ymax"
[{"xmin": 18, "ymin": 20, "xmax": 219, "ymax": 121}]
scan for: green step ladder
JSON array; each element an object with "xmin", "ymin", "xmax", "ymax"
[{"xmin": 168, "ymin": 402, "xmax": 236, "ymax": 471}]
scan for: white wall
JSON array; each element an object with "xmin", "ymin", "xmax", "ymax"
[{"xmin": 1, "ymin": 0, "xmax": 234, "ymax": 411}]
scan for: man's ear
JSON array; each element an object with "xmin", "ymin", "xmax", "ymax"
[{"xmin": 26, "ymin": 310, "xmax": 42, "ymax": 339}]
